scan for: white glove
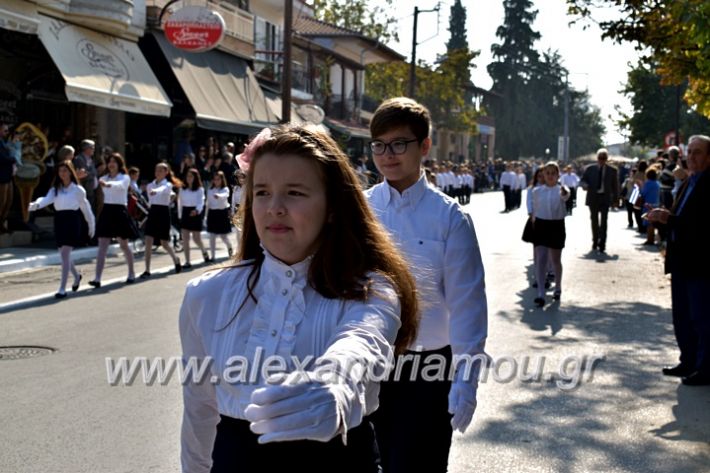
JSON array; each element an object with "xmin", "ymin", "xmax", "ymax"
[
  {"xmin": 245, "ymin": 371, "xmax": 341, "ymax": 444},
  {"xmin": 448, "ymin": 380, "xmax": 477, "ymax": 433},
  {"xmin": 28, "ymin": 202, "xmax": 39, "ymax": 212},
  {"xmin": 88, "ymin": 226, "xmax": 95, "ymax": 239}
]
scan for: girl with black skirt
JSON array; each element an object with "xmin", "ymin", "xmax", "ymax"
[
  {"xmin": 530, "ymin": 161, "xmax": 569, "ymax": 307},
  {"xmin": 90, "ymin": 153, "xmax": 139, "ymax": 287},
  {"xmin": 206, "ymin": 171, "xmax": 233, "ymax": 261},
  {"xmin": 177, "ymin": 168, "xmax": 208, "ymax": 269},
  {"xmin": 28, "ymin": 160, "xmax": 95, "ymax": 299},
  {"xmin": 140, "ymin": 162, "xmax": 182, "ymax": 278},
  {"xmin": 179, "ymin": 124, "xmax": 419, "ymax": 473}
]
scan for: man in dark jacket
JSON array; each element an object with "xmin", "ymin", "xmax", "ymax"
[
  {"xmin": 580, "ymin": 148, "xmax": 620, "ymax": 253},
  {"xmin": 0, "ymin": 122, "xmax": 17, "ymax": 233},
  {"xmin": 648, "ymin": 135, "xmax": 710, "ymax": 386}
]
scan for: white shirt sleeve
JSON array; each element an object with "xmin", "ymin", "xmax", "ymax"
[
  {"xmin": 77, "ymin": 186, "xmax": 95, "ymax": 236},
  {"xmin": 526, "ymin": 187, "xmax": 534, "ymax": 214},
  {"xmin": 179, "ymin": 285, "xmax": 220, "ymax": 473},
  {"xmin": 29, "ymin": 188, "xmax": 57, "ymax": 211},
  {"xmin": 444, "ymin": 210, "xmax": 488, "ymax": 387}
]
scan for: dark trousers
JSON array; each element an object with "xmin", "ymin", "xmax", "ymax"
[
  {"xmin": 0, "ymin": 181, "xmax": 12, "ymax": 230},
  {"xmin": 671, "ymin": 274, "xmax": 710, "ymax": 374},
  {"xmin": 372, "ymin": 345, "xmax": 453, "ymax": 473},
  {"xmin": 502, "ymin": 185, "xmax": 512, "ymax": 211},
  {"xmin": 210, "ymin": 415, "xmax": 380, "ymax": 473},
  {"xmin": 566, "ymin": 187, "xmax": 577, "ymax": 213},
  {"xmin": 589, "ymin": 201, "xmax": 610, "ymax": 250},
  {"xmin": 625, "ymin": 201, "xmax": 635, "ymax": 227}
]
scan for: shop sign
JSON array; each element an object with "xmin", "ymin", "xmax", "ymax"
[{"xmin": 164, "ymin": 6, "xmax": 225, "ymax": 52}]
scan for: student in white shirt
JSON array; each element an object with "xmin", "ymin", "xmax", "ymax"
[
  {"xmin": 560, "ymin": 165, "xmax": 580, "ymax": 214},
  {"xmin": 530, "ymin": 161, "xmax": 569, "ymax": 307},
  {"xmin": 500, "ymin": 163, "xmax": 516, "ymax": 211},
  {"xmin": 178, "ymin": 168, "xmax": 208, "ymax": 269},
  {"xmin": 179, "ymin": 124, "xmax": 419, "ymax": 473},
  {"xmin": 28, "ymin": 160, "xmax": 95, "ymax": 299},
  {"xmin": 141, "ymin": 162, "xmax": 182, "ymax": 278},
  {"xmin": 206, "ymin": 171, "xmax": 233, "ymax": 261},
  {"xmin": 89, "ymin": 153, "xmax": 139, "ymax": 288},
  {"xmin": 364, "ymin": 97, "xmax": 488, "ymax": 473}
]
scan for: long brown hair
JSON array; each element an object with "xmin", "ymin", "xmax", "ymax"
[
  {"xmin": 53, "ymin": 160, "xmax": 80, "ymax": 192},
  {"xmin": 227, "ymin": 124, "xmax": 419, "ymax": 354},
  {"xmin": 156, "ymin": 162, "xmax": 183, "ymax": 188},
  {"xmin": 107, "ymin": 152, "xmax": 128, "ymax": 175}
]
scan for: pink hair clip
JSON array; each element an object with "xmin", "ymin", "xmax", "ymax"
[{"xmin": 236, "ymin": 128, "xmax": 271, "ymax": 172}]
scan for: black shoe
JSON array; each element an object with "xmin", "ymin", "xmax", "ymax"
[
  {"xmin": 544, "ymin": 280, "xmax": 551, "ymax": 290},
  {"xmin": 662, "ymin": 364, "xmax": 694, "ymax": 377},
  {"xmin": 598, "ymin": 247, "xmax": 606, "ymax": 254},
  {"xmin": 228, "ymin": 247, "xmax": 234, "ymax": 258},
  {"xmin": 183, "ymin": 263, "xmax": 192, "ymax": 269},
  {"xmin": 125, "ymin": 277, "xmax": 135, "ymax": 284},
  {"xmin": 55, "ymin": 292, "xmax": 67, "ymax": 299},
  {"xmin": 174, "ymin": 259, "xmax": 182, "ymax": 274},
  {"xmin": 534, "ymin": 297, "xmax": 545, "ymax": 308},
  {"xmin": 202, "ymin": 252, "xmax": 210, "ymax": 263},
  {"xmin": 139, "ymin": 271, "xmax": 151, "ymax": 279},
  {"xmin": 88, "ymin": 280, "xmax": 101, "ymax": 289},
  {"xmin": 532, "ymin": 281, "xmax": 538, "ymax": 288},
  {"xmin": 72, "ymin": 275, "xmax": 82, "ymax": 292},
  {"xmin": 553, "ymin": 290, "xmax": 561, "ymax": 300},
  {"xmin": 592, "ymin": 244, "xmax": 598, "ymax": 251},
  {"xmin": 681, "ymin": 371, "xmax": 710, "ymax": 386}
]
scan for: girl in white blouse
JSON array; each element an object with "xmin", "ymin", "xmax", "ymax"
[
  {"xmin": 231, "ymin": 170, "xmax": 245, "ymax": 251},
  {"xmin": 141, "ymin": 162, "xmax": 182, "ymax": 278},
  {"xmin": 179, "ymin": 124, "xmax": 419, "ymax": 473},
  {"xmin": 28, "ymin": 160, "xmax": 95, "ymax": 299},
  {"xmin": 90, "ymin": 153, "xmax": 139, "ymax": 287},
  {"xmin": 530, "ymin": 161, "xmax": 570, "ymax": 307},
  {"xmin": 206, "ymin": 171, "xmax": 233, "ymax": 261},
  {"xmin": 177, "ymin": 168, "xmax": 208, "ymax": 268}
]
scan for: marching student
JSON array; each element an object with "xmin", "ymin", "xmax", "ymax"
[
  {"xmin": 530, "ymin": 161, "xmax": 569, "ymax": 307},
  {"xmin": 89, "ymin": 153, "xmax": 139, "ymax": 287},
  {"xmin": 140, "ymin": 162, "xmax": 182, "ymax": 278},
  {"xmin": 206, "ymin": 171, "xmax": 233, "ymax": 261},
  {"xmin": 364, "ymin": 97, "xmax": 488, "ymax": 473},
  {"xmin": 500, "ymin": 163, "xmax": 516, "ymax": 211},
  {"xmin": 28, "ymin": 160, "xmax": 95, "ymax": 298},
  {"xmin": 179, "ymin": 124, "xmax": 418, "ymax": 472},
  {"xmin": 177, "ymin": 168, "xmax": 208, "ymax": 268},
  {"xmin": 560, "ymin": 165, "xmax": 580, "ymax": 214}
]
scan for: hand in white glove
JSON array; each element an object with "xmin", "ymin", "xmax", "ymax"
[
  {"xmin": 448, "ymin": 380, "xmax": 477, "ymax": 433},
  {"xmin": 88, "ymin": 226, "xmax": 95, "ymax": 239},
  {"xmin": 28, "ymin": 202, "xmax": 39, "ymax": 212},
  {"xmin": 245, "ymin": 371, "xmax": 341, "ymax": 444}
]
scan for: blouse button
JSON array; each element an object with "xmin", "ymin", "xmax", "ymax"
[
  {"xmin": 271, "ymin": 330, "xmax": 277, "ymax": 337},
  {"xmin": 286, "ymin": 270, "xmax": 293, "ymax": 278},
  {"xmin": 281, "ymin": 289, "xmax": 288, "ymax": 296}
]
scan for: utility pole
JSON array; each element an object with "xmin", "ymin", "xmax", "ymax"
[
  {"xmin": 408, "ymin": 5, "xmax": 440, "ymax": 98},
  {"xmin": 281, "ymin": 0, "xmax": 293, "ymax": 124},
  {"xmin": 563, "ymin": 72, "xmax": 569, "ymax": 162},
  {"xmin": 674, "ymin": 84, "xmax": 681, "ymax": 146}
]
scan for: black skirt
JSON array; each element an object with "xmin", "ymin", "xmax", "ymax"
[
  {"xmin": 96, "ymin": 204, "xmax": 139, "ymax": 240},
  {"xmin": 210, "ymin": 415, "xmax": 380, "ymax": 473},
  {"xmin": 54, "ymin": 210, "xmax": 83, "ymax": 248},
  {"xmin": 144, "ymin": 205, "xmax": 171, "ymax": 241},
  {"xmin": 180, "ymin": 206, "xmax": 203, "ymax": 232},
  {"xmin": 532, "ymin": 217, "xmax": 566, "ymax": 249},
  {"xmin": 207, "ymin": 208, "xmax": 231, "ymax": 234}
]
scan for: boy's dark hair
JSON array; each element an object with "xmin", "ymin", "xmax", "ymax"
[
  {"xmin": 128, "ymin": 167, "xmax": 140, "ymax": 176},
  {"xmin": 646, "ymin": 168, "xmax": 658, "ymax": 180},
  {"xmin": 370, "ymin": 97, "xmax": 431, "ymax": 143}
]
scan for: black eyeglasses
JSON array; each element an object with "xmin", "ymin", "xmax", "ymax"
[{"xmin": 369, "ymin": 139, "xmax": 419, "ymax": 156}]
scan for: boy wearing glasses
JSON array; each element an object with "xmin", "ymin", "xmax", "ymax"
[{"xmin": 365, "ymin": 97, "xmax": 488, "ymax": 473}]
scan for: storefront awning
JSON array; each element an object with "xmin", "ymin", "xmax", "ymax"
[
  {"xmin": 0, "ymin": 0, "xmax": 40, "ymax": 35},
  {"xmin": 324, "ymin": 117, "xmax": 370, "ymax": 139},
  {"xmin": 263, "ymin": 90, "xmax": 304, "ymax": 124},
  {"xmin": 37, "ymin": 16, "xmax": 172, "ymax": 117},
  {"xmin": 154, "ymin": 33, "xmax": 277, "ymax": 135}
]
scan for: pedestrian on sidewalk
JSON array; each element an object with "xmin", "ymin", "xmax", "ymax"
[
  {"xmin": 140, "ymin": 162, "xmax": 182, "ymax": 278},
  {"xmin": 179, "ymin": 124, "xmax": 418, "ymax": 472},
  {"xmin": 560, "ymin": 165, "xmax": 579, "ymax": 215},
  {"xmin": 580, "ymin": 148, "xmax": 620, "ymax": 253},
  {"xmin": 89, "ymin": 153, "xmax": 139, "ymax": 287},
  {"xmin": 530, "ymin": 162, "xmax": 569, "ymax": 307},
  {"xmin": 206, "ymin": 171, "xmax": 233, "ymax": 261},
  {"xmin": 364, "ymin": 97, "xmax": 488, "ymax": 473},
  {"xmin": 640, "ymin": 168, "xmax": 660, "ymax": 245},
  {"xmin": 177, "ymin": 168, "xmax": 208, "ymax": 269},
  {"xmin": 648, "ymin": 134, "xmax": 710, "ymax": 386},
  {"xmin": 500, "ymin": 163, "xmax": 516, "ymax": 212},
  {"xmin": 28, "ymin": 160, "xmax": 95, "ymax": 298}
]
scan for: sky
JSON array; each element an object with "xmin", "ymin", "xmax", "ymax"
[{"xmin": 373, "ymin": 0, "xmax": 642, "ymax": 145}]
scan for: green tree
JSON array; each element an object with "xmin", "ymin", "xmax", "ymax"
[
  {"xmin": 618, "ymin": 59, "xmax": 710, "ymax": 146},
  {"xmin": 312, "ymin": 0, "xmax": 398, "ymax": 42},
  {"xmin": 567, "ymin": 0, "xmax": 710, "ymax": 117},
  {"xmin": 446, "ymin": 0, "xmax": 468, "ymax": 51}
]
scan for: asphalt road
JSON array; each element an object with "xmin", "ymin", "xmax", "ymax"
[{"xmin": 0, "ymin": 189, "xmax": 707, "ymax": 473}]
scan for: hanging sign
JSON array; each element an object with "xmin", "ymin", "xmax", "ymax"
[{"xmin": 164, "ymin": 5, "xmax": 225, "ymax": 52}]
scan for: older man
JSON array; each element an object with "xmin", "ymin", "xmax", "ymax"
[
  {"xmin": 648, "ymin": 135, "xmax": 710, "ymax": 386},
  {"xmin": 580, "ymin": 148, "xmax": 620, "ymax": 253}
]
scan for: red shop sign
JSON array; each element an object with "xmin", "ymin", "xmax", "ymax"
[{"xmin": 164, "ymin": 6, "xmax": 226, "ymax": 52}]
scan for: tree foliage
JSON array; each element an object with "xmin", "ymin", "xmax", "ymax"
[
  {"xmin": 446, "ymin": 0, "xmax": 468, "ymax": 51},
  {"xmin": 485, "ymin": 0, "xmax": 604, "ymax": 159},
  {"xmin": 618, "ymin": 59, "xmax": 710, "ymax": 146},
  {"xmin": 312, "ymin": 0, "xmax": 398, "ymax": 42},
  {"xmin": 567, "ymin": 0, "xmax": 710, "ymax": 117}
]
